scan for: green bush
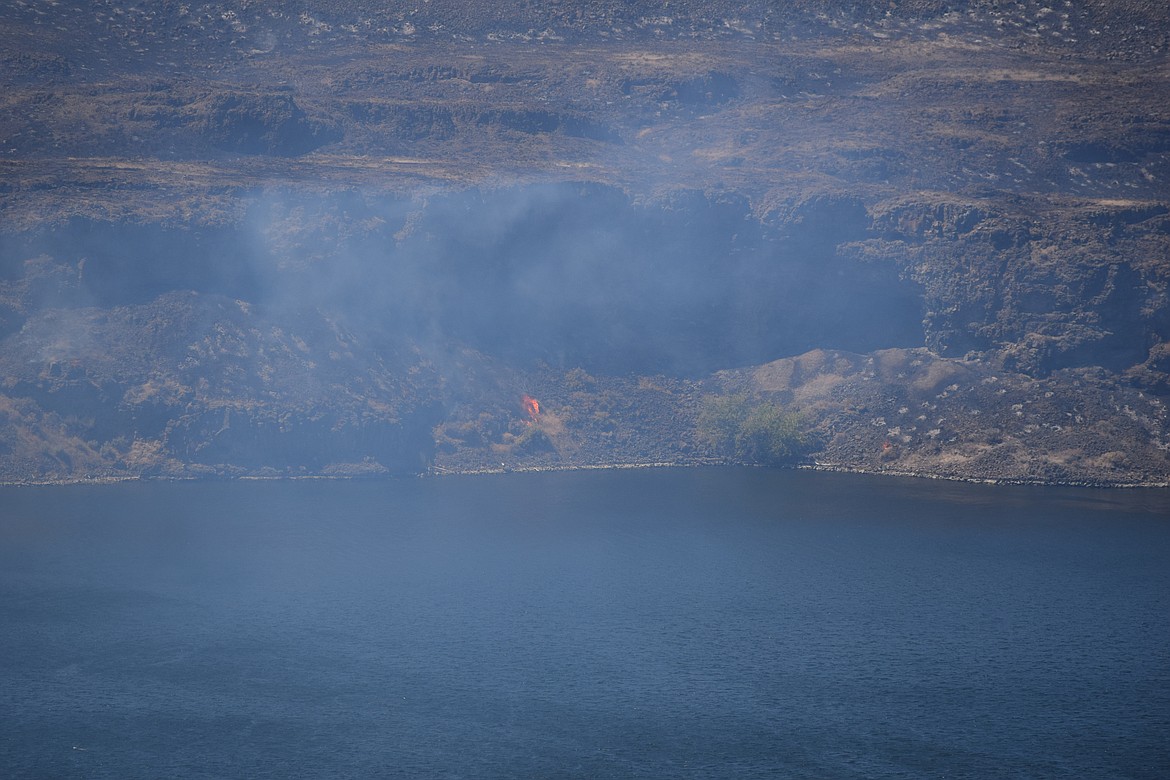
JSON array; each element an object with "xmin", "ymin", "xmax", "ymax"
[
  {"xmin": 696, "ymin": 392, "xmax": 807, "ymax": 465},
  {"xmin": 695, "ymin": 392, "xmax": 749, "ymax": 453}
]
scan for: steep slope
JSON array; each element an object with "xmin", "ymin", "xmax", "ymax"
[{"xmin": 0, "ymin": 1, "xmax": 1168, "ymax": 484}]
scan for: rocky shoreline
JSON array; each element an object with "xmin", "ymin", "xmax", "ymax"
[
  {"xmin": 2, "ymin": 344, "xmax": 1168, "ymax": 488},
  {"xmin": 5, "ymin": 459, "xmax": 1168, "ymax": 490}
]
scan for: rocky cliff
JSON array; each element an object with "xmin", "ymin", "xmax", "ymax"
[{"xmin": 1, "ymin": 1, "xmax": 1168, "ymax": 485}]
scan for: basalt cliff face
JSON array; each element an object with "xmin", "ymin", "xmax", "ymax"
[{"xmin": 1, "ymin": 1, "xmax": 1168, "ymax": 485}]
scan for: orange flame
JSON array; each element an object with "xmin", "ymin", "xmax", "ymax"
[{"xmin": 522, "ymin": 394, "xmax": 540, "ymax": 420}]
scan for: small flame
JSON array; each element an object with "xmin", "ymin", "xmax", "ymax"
[{"xmin": 522, "ymin": 394, "xmax": 540, "ymax": 420}]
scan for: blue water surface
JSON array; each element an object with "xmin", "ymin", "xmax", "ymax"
[{"xmin": 1, "ymin": 468, "xmax": 1168, "ymax": 779}]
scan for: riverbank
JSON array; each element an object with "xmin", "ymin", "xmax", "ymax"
[{"xmin": 3, "ymin": 346, "xmax": 1168, "ymax": 488}]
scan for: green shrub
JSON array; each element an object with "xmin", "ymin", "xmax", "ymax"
[
  {"xmin": 695, "ymin": 392, "xmax": 749, "ymax": 454},
  {"xmin": 696, "ymin": 392, "xmax": 807, "ymax": 465}
]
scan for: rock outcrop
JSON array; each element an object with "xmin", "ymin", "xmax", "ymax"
[{"xmin": 1, "ymin": 1, "xmax": 1168, "ymax": 485}]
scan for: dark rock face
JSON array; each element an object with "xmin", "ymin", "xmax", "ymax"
[
  {"xmin": 856, "ymin": 198, "xmax": 1170, "ymax": 377},
  {"xmin": 192, "ymin": 92, "xmax": 339, "ymax": 156},
  {"xmin": 3, "ymin": 184, "xmax": 1167, "ymax": 484},
  {"xmin": 0, "ymin": 0, "xmax": 1168, "ymax": 485}
]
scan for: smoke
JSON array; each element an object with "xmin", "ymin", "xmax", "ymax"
[
  {"xmin": 2, "ymin": 180, "xmax": 928, "ymax": 396},
  {"xmin": 242, "ymin": 183, "xmax": 926, "ymax": 376}
]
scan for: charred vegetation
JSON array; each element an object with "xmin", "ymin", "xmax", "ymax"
[{"xmin": 1, "ymin": 0, "xmax": 1168, "ymax": 485}]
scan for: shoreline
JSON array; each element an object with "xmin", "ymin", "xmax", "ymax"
[{"xmin": 3, "ymin": 460, "xmax": 1167, "ymax": 490}]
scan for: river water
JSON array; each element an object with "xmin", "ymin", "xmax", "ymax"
[{"xmin": 1, "ymin": 469, "xmax": 1168, "ymax": 778}]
